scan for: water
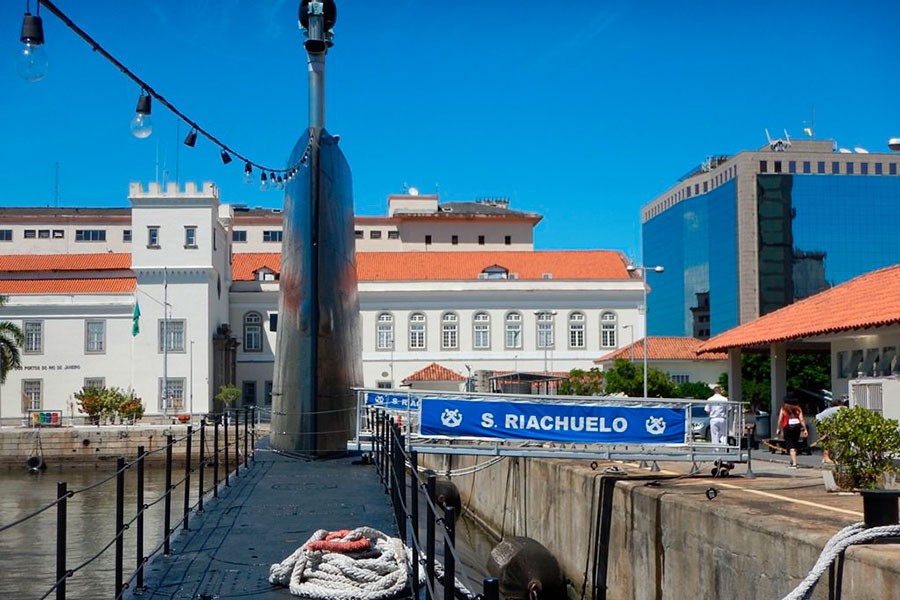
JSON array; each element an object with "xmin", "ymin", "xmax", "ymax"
[{"xmin": 0, "ymin": 466, "xmax": 169, "ymax": 599}]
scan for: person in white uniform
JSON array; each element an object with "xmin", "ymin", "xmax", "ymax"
[{"xmin": 705, "ymin": 385, "xmax": 728, "ymax": 444}]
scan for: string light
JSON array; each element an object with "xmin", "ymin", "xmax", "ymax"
[
  {"xmin": 17, "ymin": 2, "xmax": 48, "ymax": 82},
  {"xmin": 243, "ymin": 162, "xmax": 253, "ymax": 184},
  {"xmin": 27, "ymin": 0, "xmax": 308, "ymax": 186},
  {"xmin": 130, "ymin": 91, "xmax": 153, "ymax": 139},
  {"xmin": 260, "ymin": 172, "xmax": 269, "ymax": 191}
]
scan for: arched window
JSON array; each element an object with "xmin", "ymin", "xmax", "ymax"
[
  {"xmin": 569, "ymin": 311, "xmax": 586, "ymax": 349},
  {"xmin": 535, "ymin": 311, "xmax": 555, "ymax": 349},
  {"xmin": 376, "ymin": 312, "xmax": 394, "ymax": 350},
  {"xmin": 409, "ymin": 313, "xmax": 426, "ymax": 349},
  {"xmin": 600, "ymin": 311, "xmax": 617, "ymax": 348},
  {"xmin": 473, "ymin": 312, "xmax": 491, "ymax": 350},
  {"xmin": 441, "ymin": 312, "xmax": 458, "ymax": 350},
  {"xmin": 505, "ymin": 312, "xmax": 522, "ymax": 349},
  {"xmin": 243, "ymin": 312, "xmax": 262, "ymax": 352}
]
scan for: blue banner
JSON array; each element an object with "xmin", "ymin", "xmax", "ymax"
[
  {"xmin": 364, "ymin": 391, "xmax": 420, "ymax": 411},
  {"xmin": 419, "ymin": 398, "xmax": 686, "ymax": 444}
]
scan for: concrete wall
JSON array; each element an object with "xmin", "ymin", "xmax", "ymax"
[{"xmin": 422, "ymin": 454, "xmax": 900, "ymax": 599}]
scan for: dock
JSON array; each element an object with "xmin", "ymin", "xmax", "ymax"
[{"xmin": 123, "ymin": 440, "xmax": 399, "ymax": 599}]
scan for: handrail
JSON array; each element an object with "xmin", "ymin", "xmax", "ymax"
[{"xmin": 0, "ymin": 407, "xmax": 259, "ymax": 600}]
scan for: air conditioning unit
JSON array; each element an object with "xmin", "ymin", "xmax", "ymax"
[{"xmin": 849, "ymin": 377, "xmax": 900, "ymax": 421}]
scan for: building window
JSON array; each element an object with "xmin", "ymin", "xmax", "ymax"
[
  {"xmin": 425, "ymin": 235, "xmax": 432, "ymax": 246},
  {"xmin": 242, "ymin": 381, "xmax": 257, "ymax": 406},
  {"xmin": 387, "ymin": 230, "xmax": 400, "ymax": 239},
  {"xmin": 75, "ymin": 229, "xmax": 106, "ymax": 242},
  {"xmin": 22, "ymin": 380, "xmax": 42, "ymax": 411},
  {"xmin": 264, "ymin": 381, "xmax": 273, "ymax": 406},
  {"xmin": 263, "ymin": 230, "xmax": 283, "ymax": 242},
  {"xmin": 536, "ymin": 311, "xmax": 555, "ymax": 349},
  {"xmin": 671, "ymin": 374, "xmax": 690, "ymax": 384},
  {"xmin": 478, "ymin": 235, "xmax": 485, "ymax": 245},
  {"xmin": 123, "ymin": 230, "xmax": 132, "ymax": 242},
  {"xmin": 569, "ymin": 312, "xmax": 586, "ymax": 349},
  {"xmin": 24, "ymin": 230, "xmax": 36, "ymax": 239},
  {"xmin": 505, "ymin": 312, "xmax": 522, "ymax": 349},
  {"xmin": 892, "ymin": 163, "xmax": 898, "ymax": 176},
  {"xmin": 846, "ymin": 162, "xmax": 854, "ymax": 175},
  {"xmin": 759, "ymin": 160, "xmax": 767, "ymax": 173},
  {"xmin": 269, "ymin": 313, "xmax": 278, "ymax": 332},
  {"xmin": 23, "ymin": 320, "xmax": 42, "ymax": 354},
  {"xmin": 85, "ymin": 320, "xmax": 105, "ymax": 354},
  {"xmin": 84, "ymin": 377, "xmax": 105, "ymax": 389},
  {"xmin": 158, "ymin": 319, "xmax": 186, "ymax": 352},
  {"xmin": 600, "ymin": 312, "xmax": 617, "ymax": 348},
  {"xmin": 159, "ymin": 378, "xmax": 185, "ymax": 412},
  {"xmin": 787, "ymin": 161, "xmax": 795, "ymax": 173},
  {"xmin": 370, "ymin": 230, "xmax": 382, "ymax": 239},
  {"xmin": 473, "ymin": 312, "xmax": 490, "ymax": 349},
  {"xmin": 409, "ymin": 313, "xmax": 426, "ymax": 349},
  {"xmin": 451, "ymin": 235, "xmax": 459, "ymax": 245},
  {"xmin": 233, "ymin": 230, "xmax": 248, "ymax": 243},
  {"xmin": 774, "ymin": 161, "xmax": 782, "ymax": 173},
  {"xmin": 831, "ymin": 161, "xmax": 840, "ymax": 174},
  {"xmin": 802, "ymin": 161, "xmax": 811, "ymax": 174},
  {"xmin": 861, "ymin": 162, "xmax": 869, "ymax": 175},
  {"xmin": 354, "ymin": 230, "xmax": 364, "ymax": 239},
  {"xmin": 376, "ymin": 380, "xmax": 393, "ymax": 389},
  {"xmin": 243, "ymin": 312, "xmax": 262, "ymax": 352},
  {"xmin": 38, "ymin": 230, "xmax": 50, "ymax": 239},
  {"xmin": 441, "ymin": 312, "xmax": 458, "ymax": 350},
  {"xmin": 876, "ymin": 163, "xmax": 883, "ymax": 175},
  {"xmin": 0, "ymin": 230, "xmax": 11, "ymax": 241},
  {"xmin": 504, "ymin": 235, "xmax": 512, "ymax": 245},
  {"xmin": 376, "ymin": 313, "xmax": 394, "ymax": 350},
  {"xmin": 817, "ymin": 161, "xmax": 826, "ymax": 174},
  {"xmin": 148, "ymin": 226, "xmax": 160, "ymax": 248},
  {"xmin": 184, "ymin": 226, "xmax": 198, "ymax": 247}
]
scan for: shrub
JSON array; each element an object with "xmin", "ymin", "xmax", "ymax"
[
  {"xmin": 817, "ymin": 406, "xmax": 900, "ymax": 489},
  {"xmin": 215, "ymin": 384, "xmax": 241, "ymax": 407},
  {"xmin": 75, "ymin": 386, "xmax": 109, "ymax": 422},
  {"xmin": 117, "ymin": 390, "xmax": 145, "ymax": 421}
]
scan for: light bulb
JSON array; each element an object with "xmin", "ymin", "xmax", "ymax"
[
  {"xmin": 130, "ymin": 94, "xmax": 153, "ymax": 139},
  {"xmin": 16, "ymin": 41, "xmax": 48, "ymax": 82},
  {"xmin": 260, "ymin": 172, "xmax": 269, "ymax": 191},
  {"xmin": 17, "ymin": 13, "xmax": 47, "ymax": 82},
  {"xmin": 243, "ymin": 163, "xmax": 253, "ymax": 184}
]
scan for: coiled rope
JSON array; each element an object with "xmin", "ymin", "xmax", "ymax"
[
  {"xmin": 269, "ymin": 527, "xmax": 476, "ymax": 600},
  {"xmin": 781, "ymin": 521, "xmax": 900, "ymax": 600}
]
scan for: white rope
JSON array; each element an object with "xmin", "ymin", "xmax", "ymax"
[
  {"xmin": 269, "ymin": 527, "xmax": 409, "ymax": 600},
  {"xmin": 781, "ymin": 522, "xmax": 900, "ymax": 600}
]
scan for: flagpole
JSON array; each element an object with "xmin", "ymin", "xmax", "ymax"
[{"xmin": 163, "ymin": 268, "xmax": 168, "ymax": 419}]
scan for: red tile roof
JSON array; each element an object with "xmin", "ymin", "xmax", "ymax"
[
  {"xmin": 0, "ymin": 253, "xmax": 131, "ymax": 272},
  {"xmin": 402, "ymin": 363, "xmax": 466, "ymax": 383},
  {"xmin": 0, "ymin": 278, "xmax": 136, "ymax": 294},
  {"xmin": 595, "ymin": 336, "xmax": 727, "ymax": 363},
  {"xmin": 231, "ymin": 251, "xmax": 630, "ymax": 281},
  {"xmin": 699, "ymin": 264, "xmax": 900, "ymax": 353}
]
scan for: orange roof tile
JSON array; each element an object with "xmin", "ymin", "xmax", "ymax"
[
  {"xmin": 231, "ymin": 250, "xmax": 630, "ymax": 282},
  {"xmin": 0, "ymin": 253, "xmax": 131, "ymax": 272},
  {"xmin": 402, "ymin": 363, "xmax": 466, "ymax": 383},
  {"xmin": 0, "ymin": 278, "xmax": 136, "ymax": 294},
  {"xmin": 232, "ymin": 253, "xmax": 282, "ymax": 281},
  {"xmin": 699, "ymin": 264, "xmax": 900, "ymax": 353},
  {"xmin": 595, "ymin": 336, "xmax": 727, "ymax": 363}
]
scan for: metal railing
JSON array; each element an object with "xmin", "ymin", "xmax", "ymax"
[
  {"xmin": 369, "ymin": 406, "xmax": 499, "ymax": 600},
  {"xmin": 0, "ymin": 406, "xmax": 259, "ymax": 600}
]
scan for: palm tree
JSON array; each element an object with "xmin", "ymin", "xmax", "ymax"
[{"xmin": 0, "ymin": 295, "xmax": 24, "ymax": 384}]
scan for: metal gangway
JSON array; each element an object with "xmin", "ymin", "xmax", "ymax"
[{"xmin": 349, "ymin": 388, "xmax": 752, "ymax": 468}]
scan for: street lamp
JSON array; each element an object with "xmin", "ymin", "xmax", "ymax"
[
  {"xmin": 622, "ymin": 324, "xmax": 634, "ymax": 363},
  {"xmin": 626, "ymin": 264, "xmax": 664, "ymax": 398}
]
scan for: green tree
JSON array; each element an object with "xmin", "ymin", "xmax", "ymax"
[
  {"xmin": 0, "ymin": 296, "xmax": 24, "ymax": 383},
  {"xmin": 215, "ymin": 384, "xmax": 242, "ymax": 407},
  {"xmin": 603, "ymin": 358, "xmax": 675, "ymax": 398},
  {"xmin": 720, "ymin": 352, "xmax": 831, "ymax": 412},
  {"xmin": 559, "ymin": 368, "xmax": 604, "ymax": 396},
  {"xmin": 674, "ymin": 381, "xmax": 715, "ymax": 399}
]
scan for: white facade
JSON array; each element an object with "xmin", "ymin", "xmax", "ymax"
[{"xmin": 0, "ymin": 182, "xmax": 642, "ymax": 422}]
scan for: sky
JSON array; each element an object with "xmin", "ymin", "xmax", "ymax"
[{"xmin": 2, "ymin": 1, "xmax": 900, "ymax": 259}]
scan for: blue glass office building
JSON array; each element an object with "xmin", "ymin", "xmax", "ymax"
[{"xmin": 643, "ymin": 140, "xmax": 900, "ymax": 338}]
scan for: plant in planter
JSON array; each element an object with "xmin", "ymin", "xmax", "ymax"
[
  {"xmin": 117, "ymin": 390, "xmax": 145, "ymax": 424},
  {"xmin": 75, "ymin": 386, "xmax": 108, "ymax": 425},
  {"xmin": 215, "ymin": 384, "xmax": 241, "ymax": 411},
  {"xmin": 817, "ymin": 406, "xmax": 900, "ymax": 490}
]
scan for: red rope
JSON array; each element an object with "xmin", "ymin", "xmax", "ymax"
[{"xmin": 304, "ymin": 530, "xmax": 371, "ymax": 553}]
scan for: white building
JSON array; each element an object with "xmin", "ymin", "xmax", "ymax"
[{"xmin": 0, "ymin": 182, "xmax": 646, "ymax": 423}]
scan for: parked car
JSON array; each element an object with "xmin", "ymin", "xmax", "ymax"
[{"xmin": 690, "ymin": 405, "xmax": 711, "ymax": 441}]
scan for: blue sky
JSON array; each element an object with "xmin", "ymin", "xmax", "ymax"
[{"xmin": 3, "ymin": 1, "xmax": 899, "ymax": 258}]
